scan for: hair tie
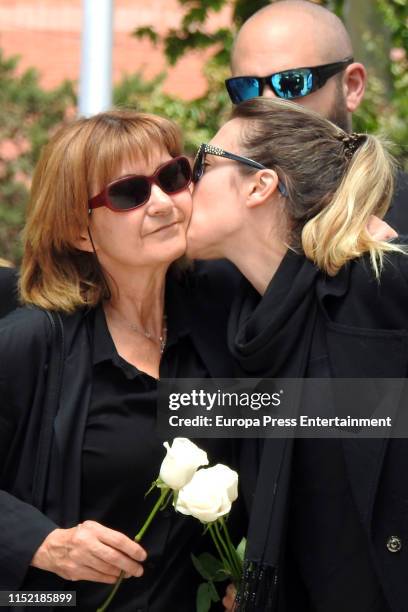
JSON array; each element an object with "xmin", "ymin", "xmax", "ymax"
[{"xmin": 339, "ymin": 132, "xmax": 367, "ymax": 160}]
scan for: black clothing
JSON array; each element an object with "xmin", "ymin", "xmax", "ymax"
[
  {"xmin": 288, "ymin": 322, "xmax": 389, "ymax": 612},
  {"xmin": 0, "ymin": 266, "xmax": 18, "ymax": 318},
  {"xmin": 289, "ymin": 438, "xmax": 389, "ymax": 612},
  {"xmin": 229, "ymin": 246, "xmax": 408, "ymax": 612},
  {"xmin": 76, "ymin": 300, "xmax": 213, "ymax": 611},
  {"xmin": 385, "ymin": 171, "xmax": 408, "ymax": 234},
  {"xmin": 0, "ymin": 262, "xmax": 241, "ymax": 611},
  {"xmin": 228, "ymin": 251, "xmax": 318, "ymax": 378}
]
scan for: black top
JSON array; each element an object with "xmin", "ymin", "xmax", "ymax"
[{"xmin": 75, "ymin": 297, "xmax": 214, "ymax": 611}]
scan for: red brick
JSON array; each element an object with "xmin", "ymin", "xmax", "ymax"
[{"xmin": 0, "ymin": 0, "xmax": 232, "ymax": 99}]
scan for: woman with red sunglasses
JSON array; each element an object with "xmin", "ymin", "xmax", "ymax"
[
  {"xmin": 187, "ymin": 97, "xmax": 408, "ymax": 612},
  {"xmin": 0, "ymin": 110, "xmax": 240, "ymax": 609}
]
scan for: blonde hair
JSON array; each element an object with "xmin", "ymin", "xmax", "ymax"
[
  {"xmin": 232, "ymin": 98, "xmax": 403, "ymax": 277},
  {"xmin": 20, "ymin": 110, "xmax": 183, "ymax": 312}
]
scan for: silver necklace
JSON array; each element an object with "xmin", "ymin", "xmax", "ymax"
[
  {"xmin": 127, "ymin": 317, "xmax": 167, "ymax": 354},
  {"xmin": 109, "ymin": 310, "xmax": 168, "ymax": 354}
]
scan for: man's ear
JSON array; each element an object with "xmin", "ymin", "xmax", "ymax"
[
  {"xmin": 343, "ymin": 62, "xmax": 366, "ymax": 113},
  {"xmin": 246, "ymin": 169, "xmax": 281, "ymax": 209}
]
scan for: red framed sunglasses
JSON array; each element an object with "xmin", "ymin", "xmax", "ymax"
[{"xmin": 88, "ymin": 156, "xmax": 192, "ymax": 212}]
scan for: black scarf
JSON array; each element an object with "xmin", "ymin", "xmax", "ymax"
[{"xmin": 228, "ymin": 250, "xmax": 320, "ymax": 611}]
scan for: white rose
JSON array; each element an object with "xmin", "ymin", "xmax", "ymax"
[
  {"xmin": 209, "ymin": 464, "xmax": 239, "ymax": 502},
  {"xmin": 159, "ymin": 438, "xmax": 209, "ymax": 490},
  {"xmin": 175, "ymin": 464, "xmax": 238, "ymax": 523}
]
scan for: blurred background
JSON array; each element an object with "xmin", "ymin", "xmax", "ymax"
[{"xmin": 0, "ymin": 0, "xmax": 407, "ymax": 262}]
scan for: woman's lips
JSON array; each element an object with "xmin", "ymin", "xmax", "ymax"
[{"xmin": 150, "ymin": 221, "xmax": 182, "ymax": 234}]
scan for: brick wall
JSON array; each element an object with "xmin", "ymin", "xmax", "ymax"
[{"xmin": 0, "ymin": 0, "xmax": 232, "ymax": 99}]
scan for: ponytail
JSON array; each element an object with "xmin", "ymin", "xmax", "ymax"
[
  {"xmin": 231, "ymin": 98, "xmax": 405, "ymax": 277},
  {"xmin": 302, "ymin": 135, "xmax": 402, "ymax": 277}
]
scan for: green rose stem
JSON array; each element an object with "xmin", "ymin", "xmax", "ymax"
[
  {"xmin": 213, "ymin": 521, "xmax": 241, "ymax": 584},
  {"xmin": 96, "ymin": 487, "xmax": 171, "ymax": 612},
  {"xmin": 219, "ymin": 518, "xmax": 242, "ymax": 581},
  {"xmin": 208, "ymin": 523, "xmax": 232, "ymax": 575}
]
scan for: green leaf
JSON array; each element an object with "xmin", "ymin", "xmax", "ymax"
[
  {"xmin": 196, "ymin": 583, "xmax": 212, "ymax": 612},
  {"xmin": 144, "ymin": 480, "xmax": 158, "ymax": 498},
  {"xmin": 209, "ymin": 581, "xmax": 220, "ymax": 601},
  {"xmin": 192, "ymin": 554, "xmax": 211, "ymax": 581},
  {"xmin": 133, "ymin": 26, "xmax": 159, "ymax": 44},
  {"xmin": 196, "ymin": 579, "xmax": 221, "ymax": 612},
  {"xmin": 182, "ymin": 6, "xmax": 207, "ymax": 27},
  {"xmin": 213, "ymin": 567, "xmax": 231, "ymax": 582},
  {"xmin": 236, "ymin": 537, "xmax": 247, "ymax": 562},
  {"xmin": 233, "ymin": 0, "xmax": 269, "ymax": 25},
  {"xmin": 192, "ymin": 552, "xmax": 223, "ymax": 580}
]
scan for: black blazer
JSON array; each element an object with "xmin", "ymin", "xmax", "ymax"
[
  {"xmin": 0, "ymin": 266, "xmax": 18, "ymax": 318},
  {"xmin": 241, "ymin": 247, "xmax": 408, "ymax": 612},
  {"xmin": 0, "ymin": 260, "xmax": 241, "ymax": 589},
  {"xmin": 315, "ymin": 248, "xmax": 408, "ymax": 612}
]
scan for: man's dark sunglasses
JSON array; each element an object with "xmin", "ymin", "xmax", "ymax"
[
  {"xmin": 193, "ymin": 143, "xmax": 288, "ymax": 197},
  {"xmin": 88, "ymin": 156, "xmax": 192, "ymax": 212},
  {"xmin": 225, "ymin": 57, "xmax": 353, "ymax": 104}
]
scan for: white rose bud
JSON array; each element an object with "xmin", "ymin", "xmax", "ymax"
[
  {"xmin": 175, "ymin": 464, "xmax": 238, "ymax": 523},
  {"xmin": 159, "ymin": 438, "xmax": 209, "ymax": 490}
]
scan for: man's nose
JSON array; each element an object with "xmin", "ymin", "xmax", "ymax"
[{"xmin": 262, "ymin": 84, "xmax": 277, "ymax": 98}]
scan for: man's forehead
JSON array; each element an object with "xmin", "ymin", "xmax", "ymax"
[
  {"xmin": 231, "ymin": 13, "xmax": 327, "ymax": 77},
  {"xmin": 232, "ymin": 47, "xmax": 323, "ymax": 77}
]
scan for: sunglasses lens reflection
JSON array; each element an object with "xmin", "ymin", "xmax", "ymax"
[
  {"xmin": 228, "ymin": 77, "xmax": 261, "ymax": 103},
  {"xmin": 226, "ymin": 69, "xmax": 316, "ymax": 103},
  {"xmin": 271, "ymin": 69, "xmax": 313, "ymax": 99}
]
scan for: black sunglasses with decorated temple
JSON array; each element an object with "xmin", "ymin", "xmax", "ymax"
[{"xmin": 192, "ymin": 143, "xmax": 288, "ymax": 197}]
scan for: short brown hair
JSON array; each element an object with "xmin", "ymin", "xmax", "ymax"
[{"xmin": 20, "ymin": 110, "xmax": 183, "ymax": 312}]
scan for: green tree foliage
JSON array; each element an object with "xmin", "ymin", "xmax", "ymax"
[
  {"xmin": 114, "ymin": 67, "xmax": 230, "ymax": 153},
  {"xmin": 363, "ymin": 0, "xmax": 408, "ymax": 166},
  {"xmin": 0, "ymin": 50, "xmax": 75, "ymax": 261}
]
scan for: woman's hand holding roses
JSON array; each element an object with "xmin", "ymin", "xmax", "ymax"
[{"xmin": 31, "ymin": 520, "xmax": 147, "ymax": 583}]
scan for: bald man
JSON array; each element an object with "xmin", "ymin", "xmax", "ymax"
[{"xmin": 226, "ymin": 0, "xmax": 408, "ymax": 232}]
